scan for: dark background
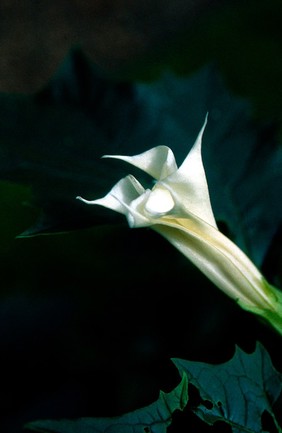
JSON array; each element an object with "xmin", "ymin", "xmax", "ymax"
[{"xmin": 0, "ymin": 1, "xmax": 282, "ymax": 432}]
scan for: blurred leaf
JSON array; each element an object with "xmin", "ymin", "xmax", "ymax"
[
  {"xmin": 0, "ymin": 181, "xmax": 35, "ymax": 244},
  {"xmin": 172, "ymin": 342, "xmax": 282, "ymax": 432},
  {"xmin": 25, "ymin": 374, "xmax": 188, "ymax": 433},
  {"xmin": 0, "ymin": 48, "xmax": 281, "ymax": 266}
]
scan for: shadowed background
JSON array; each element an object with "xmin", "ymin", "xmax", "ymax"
[{"xmin": 0, "ymin": 1, "xmax": 281, "ymax": 432}]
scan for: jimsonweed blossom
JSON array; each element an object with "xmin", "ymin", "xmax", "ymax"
[{"xmin": 77, "ymin": 116, "xmax": 282, "ymax": 335}]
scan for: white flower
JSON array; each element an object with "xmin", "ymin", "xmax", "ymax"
[{"xmin": 77, "ymin": 115, "xmax": 282, "ymax": 335}]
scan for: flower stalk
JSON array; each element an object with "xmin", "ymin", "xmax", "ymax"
[{"xmin": 77, "ymin": 116, "xmax": 282, "ymax": 336}]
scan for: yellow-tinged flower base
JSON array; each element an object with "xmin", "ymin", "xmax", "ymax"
[{"xmin": 153, "ymin": 219, "xmax": 282, "ymax": 336}]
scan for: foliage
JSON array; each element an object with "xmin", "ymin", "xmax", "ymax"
[
  {"xmin": 0, "ymin": 4, "xmax": 282, "ymax": 432},
  {"xmin": 26, "ymin": 375, "xmax": 188, "ymax": 433},
  {"xmin": 0, "ymin": 49, "xmax": 281, "ymax": 268},
  {"xmin": 26, "ymin": 344, "xmax": 282, "ymax": 433},
  {"xmin": 173, "ymin": 343, "xmax": 282, "ymax": 432}
]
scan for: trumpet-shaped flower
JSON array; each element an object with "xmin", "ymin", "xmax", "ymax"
[{"xmin": 77, "ymin": 116, "xmax": 282, "ymax": 336}]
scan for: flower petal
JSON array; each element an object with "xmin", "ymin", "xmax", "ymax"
[
  {"xmin": 77, "ymin": 175, "xmax": 145, "ymax": 215},
  {"xmin": 162, "ymin": 114, "xmax": 217, "ymax": 228},
  {"xmin": 103, "ymin": 145, "xmax": 178, "ymax": 180},
  {"xmin": 153, "ymin": 215, "xmax": 276, "ymax": 311},
  {"xmin": 145, "ymin": 186, "xmax": 175, "ymax": 216}
]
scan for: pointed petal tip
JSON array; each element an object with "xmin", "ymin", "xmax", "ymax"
[
  {"xmin": 76, "ymin": 195, "xmax": 95, "ymax": 205},
  {"xmin": 76, "ymin": 195, "xmax": 84, "ymax": 201},
  {"xmin": 198, "ymin": 112, "xmax": 209, "ymax": 139}
]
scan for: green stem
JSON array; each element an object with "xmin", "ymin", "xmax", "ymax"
[{"xmin": 239, "ymin": 280, "xmax": 282, "ymax": 337}]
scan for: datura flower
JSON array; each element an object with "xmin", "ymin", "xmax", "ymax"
[{"xmin": 77, "ymin": 116, "xmax": 282, "ymax": 336}]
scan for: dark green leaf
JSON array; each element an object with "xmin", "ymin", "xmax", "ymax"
[
  {"xmin": 25, "ymin": 374, "xmax": 188, "ymax": 433},
  {"xmin": 0, "ymin": 48, "xmax": 280, "ymax": 266},
  {"xmin": 172, "ymin": 342, "xmax": 282, "ymax": 432}
]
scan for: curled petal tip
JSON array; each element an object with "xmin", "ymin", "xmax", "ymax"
[
  {"xmin": 76, "ymin": 195, "xmax": 84, "ymax": 201},
  {"xmin": 76, "ymin": 196, "xmax": 95, "ymax": 205}
]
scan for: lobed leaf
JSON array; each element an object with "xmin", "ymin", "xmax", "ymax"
[
  {"xmin": 25, "ymin": 374, "xmax": 188, "ymax": 433},
  {"xmin": 172, "ymin": 342, "xmax": 282, "ymax": 432}
]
